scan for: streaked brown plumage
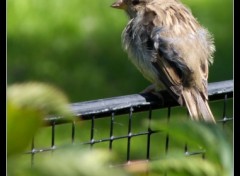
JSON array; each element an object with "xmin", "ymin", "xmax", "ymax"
[{"xmin": 111, "ymin": 0, "xmax": 215, "ymax": 122}]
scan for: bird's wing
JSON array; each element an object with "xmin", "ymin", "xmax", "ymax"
[
  {"xmin": 143, "ymin": 2, "xmax": 212, "ymax": 104},
  {"xmin": 150, "ymin": 27, "xmax": 191, "ymax": 105}
]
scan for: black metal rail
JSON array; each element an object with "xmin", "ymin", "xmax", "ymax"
[
  {"xmin": 27, "ymin": 80, "xmax": 233, "ymax": 167},
  {"xmin": 45, "ymin": 80, "xmax": 233, "ymax": 124}
]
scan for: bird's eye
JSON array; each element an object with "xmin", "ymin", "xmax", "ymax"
[{"xmin": 132, "ymin": 0, "xmax": 140, "ymax": 5}]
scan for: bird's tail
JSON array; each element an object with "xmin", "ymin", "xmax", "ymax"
[{"xmin": 182, "ymin": 88, "xmax": 215, "ymax": 123}]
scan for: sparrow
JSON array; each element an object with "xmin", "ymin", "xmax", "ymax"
[{"xmin": 111, "ymin": 0, "xmax": 216, "ymax": 122}]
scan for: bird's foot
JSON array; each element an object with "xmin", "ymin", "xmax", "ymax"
[
  {"xmin": 140, "ymin": 84, "xmax": 164, "ymax": 104},
  {"xmin": 140, "ymin": 84, "xmax": 156, "ymax": 94}
]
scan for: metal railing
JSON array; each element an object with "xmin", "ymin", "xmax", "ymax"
[{"xmin": 26, "ymin": 80, "xmax": 233, "ymax": 166}]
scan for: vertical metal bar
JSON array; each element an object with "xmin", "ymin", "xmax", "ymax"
[
  {"xmin": 90, "ymin": 116, "xmax": 95, "ymax": 148},
  {"xmin": 145, "ymin": 107, "xmax": 153, "ymax": 176},
  {"xmin": 222, "ymin": 94, "xmax": 227, "ymax": 129},
  {"xmin": 51, "ymin": 121, "xmax": 55, "ymax": 151},
  {"xmin": 146, "ymin": 107, "xmax": 152, "ymax": 160},
  {"xmin": 165, "ymin": 107, "xmax": 171, "ymax": 155},
  {"xmin": 164, "ymin": 107, "xmax": 171, "ymax": 176},
  {"xmin": 184, "ymin": 144, "xmax": 188, "ymax": 154},
  {"xmin": 184, "ymin": 110, "xmax": 189, "ymax": 155},
  {"xmin": 109, "ymin": 112, "xmax": 115, "ymax": 151},
  {"xmin": 31, "ymin": 137, "xmax": 35, "ymax": 167},
  {"xmin": 72, "ymin": 121, "xmax": 75, "ymax": 144},
  {"xmin": 127, "ymin": 107, "xmax": 133, "ymax": 162}
]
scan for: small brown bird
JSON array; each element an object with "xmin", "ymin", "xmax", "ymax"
[{"xmin": 111, "ymin": 0, "xmax": 216, "ymax": 122}]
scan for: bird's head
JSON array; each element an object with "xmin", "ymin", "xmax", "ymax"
[{"xmin": 111, "ymin": 0, "xmax": 148, "ymax": 18}]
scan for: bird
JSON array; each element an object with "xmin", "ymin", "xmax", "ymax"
[{"xmin": 111, "ymin": 0, "xmax": 216, "ymax": 123}]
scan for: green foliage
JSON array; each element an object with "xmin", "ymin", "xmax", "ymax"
[
  {"xmin": 8, "ymin": 82, "xmax": 73, "ymax": 117},
  {"xmin": 149, "ymin": 157, "xmax": 223, "ymax": 176},
  {"xmin": 7, "ymin": 83, "xmax": 233, "ymax": 176},
  {"xmin": 146, "ymin": 120, "xmax": 233, "ymax": 176},
  {"xmin": 8, "ymin": 148, "xmax": 128, "ymax": 176},
  {"xmin": 7, "ymin": 82, "xmax": 128, "ymax": 176},
  {"xmin": 7, "ymin": 82, "xmax": 73, "ymax": 156},
  {"xmin": 7, "ymin": 101, "xmax": 43, "ymax": 157}
]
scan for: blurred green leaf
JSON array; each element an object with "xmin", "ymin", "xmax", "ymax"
[
  {"xmin": 149, "ymin": 157, "xmax": 222, "ymax": 176},
  {"xmin": 7, "ymin": 101, "xmax": 43, "ymax": 156},
  {"xmin": 7, "ymin": 82, "xmax": 73, "ymax": 117},
  {"xmin": 8, "ymin": 148, "xmax": 129, "ymax": 176},
  {"xmin": 7, "ymin": 82, "xmax": 74, "ymax": 157},
  {"xmin": 149, "ymin": 120, "xmax": 233, "ymax": 176}
]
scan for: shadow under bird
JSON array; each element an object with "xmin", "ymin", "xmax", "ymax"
[{"xmin": 111, "ymin": 0, "xmax": 216, "ymax": 123}]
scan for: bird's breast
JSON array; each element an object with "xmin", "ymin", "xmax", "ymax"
[{"xmin": 122, "ymin": 19, "xmax": 163, "ymax": 87}]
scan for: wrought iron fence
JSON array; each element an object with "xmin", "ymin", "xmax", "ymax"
[{"xmin": 26, "ymin": 80, "xmax": 233, "ymax": 167}]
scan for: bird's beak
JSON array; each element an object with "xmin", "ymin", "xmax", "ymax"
[{"xmin": 111, "ymin": 0, "xmax": 127, "ymax": 9}]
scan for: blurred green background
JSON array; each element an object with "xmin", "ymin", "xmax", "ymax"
[{"xmin": 7, "ymin": 0, "xmax": 233, "ymax": 102}]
